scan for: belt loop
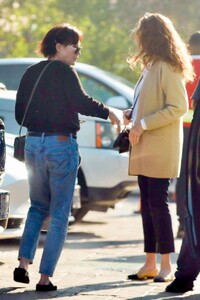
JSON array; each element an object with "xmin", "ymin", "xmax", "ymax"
[{"xmin": 41, "ymin": 132, "xmax": 45, "ymax": 143}]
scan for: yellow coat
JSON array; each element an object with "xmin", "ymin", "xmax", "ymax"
[{"xmin": 129, "ymin": 61, "xmax": 188, "ymax": 178}]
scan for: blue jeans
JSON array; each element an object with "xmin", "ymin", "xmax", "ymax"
[{"xmin": 18, "ymin": 134, "xmax": 79, "ymax": 276}]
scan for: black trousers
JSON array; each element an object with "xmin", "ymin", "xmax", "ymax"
[
  {"xmin": 175, "ymin": 100, "xmax": 200, "ymax": 280},
  {"xmin": 138, "ymin": 175, "xmax": 175, "ymax": 254},
  {"xmin": 175, "ymin": 126, "xmax": 190, "ymax": 229},
  {"xmin": 175, "ymin": 234, "xmax": 200, "ymax": 281}
]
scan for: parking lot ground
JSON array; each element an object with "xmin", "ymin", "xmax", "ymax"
[{"xmin": 0, "ymin": 192, "xmax": 200, "ymax": 299}]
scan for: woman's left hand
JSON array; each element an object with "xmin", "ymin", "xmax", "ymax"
[{"xmin": 129, "ymin": 122, "xmax": 144, "ymax": 145}]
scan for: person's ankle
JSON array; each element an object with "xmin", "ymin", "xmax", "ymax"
[
  {"xmin": 159, "ymin": 267, "xmax": 172, "ymax": 276},
  {"xmin": 18, "ymin": 258, "xmax": 30, "ymax": 271},
  {"xmin": 18, "ymin": 263, "xmax": 28, "ymax": 271},
  {"xmin": 38, "ymin": 274, "xmax": 50, "ymax": 285},
  {"xmin": 139, "ymin": 265, "xmax": 157, "ymax": 272},
  {"xmin": 38, "ymin": 280, "xmax": 50, "ymax": 285}
]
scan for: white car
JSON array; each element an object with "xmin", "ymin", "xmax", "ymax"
[
  {"xmin": 0, "ymin": 58, "xmax": 138, "ymax": 223},
  {"xmin": 0, "ymin": 134, "xmax": 29, "ymax": 238}
]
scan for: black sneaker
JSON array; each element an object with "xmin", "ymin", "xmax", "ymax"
[
  {"xmin": 166, "ymin": 278, "xmax": 194, "ymax": 293},
  {"xmin": 13, "ymin": 267, "xmax": 30, "ymax": 284},
  {"xmin": 36, "ymin": 282, "xmax": 57, "ymax": 292}
]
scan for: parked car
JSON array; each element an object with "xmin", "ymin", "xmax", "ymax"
[
  {"xmin": 0, "ymin": 119, "xmax": 10, "ymax": 234},
  {"xmin": 0, "ymin": 58, "xmax": 138, "ymax": 222},
  {"xmin": 0, "ymin": 189, "xmax": 10, "ymax": 234}
]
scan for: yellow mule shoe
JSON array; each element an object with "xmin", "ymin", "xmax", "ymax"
[{"xmin": 127, "ymin": 269, "xmax": 158, "ymax": 280}]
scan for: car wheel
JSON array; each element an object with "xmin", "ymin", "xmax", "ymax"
[{"xmin": 72, "ymin": 203, "xmax": 90, "ymax": 222}]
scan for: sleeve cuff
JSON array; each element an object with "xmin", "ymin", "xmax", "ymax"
[{"xmin": 141, "ymin": 119, "xmax": 147, "ymax": 130}]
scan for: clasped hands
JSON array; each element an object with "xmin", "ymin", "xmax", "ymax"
[
  {"xmin": 108, "ymin": 110, "xmax": 121, "ymax": 132},
  {"xmin": 109, "ymin": 108, "xmax": 144, "ymax": 145},
  {"xmin": 123, "ymin": 109, "xmax": 144, "ymax": 145}
]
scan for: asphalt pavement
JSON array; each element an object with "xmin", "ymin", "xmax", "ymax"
[{"xmin": 0, "ymin": 192, "xmax": 200, "ymax": 299}]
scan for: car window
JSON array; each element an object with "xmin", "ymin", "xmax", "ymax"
[
  {"xmin": 0, "ymin": 64, "xmax": 30, "ymax": 90},
  {"xmin": 79, "ymin": 74, "xmax": 119, "ymax": 104},
  {"xmin": 0, "ymin": 61, "xmax": 131, "ymax": 109}
]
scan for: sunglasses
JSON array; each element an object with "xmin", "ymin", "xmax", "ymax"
[{"xmin": 69, "ymin": 45, "xmax": 82, "ymax": 54}]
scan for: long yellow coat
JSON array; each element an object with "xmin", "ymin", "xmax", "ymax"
[{"xmin": 128, "ymin": 60, "xmax": 188, "ymax": 178}]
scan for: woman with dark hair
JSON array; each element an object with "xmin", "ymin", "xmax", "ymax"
[
  {"xmin": 13, "ymin": 23, "xmax": 119, "ymax": 291},
  {"xmin": 123, "ymin": 13, "xmax": 194, "ymax": 282}
]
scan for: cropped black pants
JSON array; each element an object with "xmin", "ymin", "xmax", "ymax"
[{"xmin": 138, "ymin": 175, "xmax": 175, "ymax": 254}]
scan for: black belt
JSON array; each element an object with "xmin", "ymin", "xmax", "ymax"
[{"xmin": 27, "ymin": 132, "xmax": 77, "ymax": 139}]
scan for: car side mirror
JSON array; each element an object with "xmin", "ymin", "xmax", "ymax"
[{"xmin": 0, "ymin": 83, "xmax": 6, "ymax": 91}]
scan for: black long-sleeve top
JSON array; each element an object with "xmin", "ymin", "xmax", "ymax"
[{"xmin": 15, "ymin": 60, "xmax": 109, "ymax": 135}]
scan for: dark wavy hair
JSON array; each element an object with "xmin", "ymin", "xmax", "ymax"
[
  {"xmin": 36, "ymin": 23, "xmax": 83, "ymax": 58},
  {"xmin": 128, "ymin": 13, "xmax": 194, "ymax": 82}
]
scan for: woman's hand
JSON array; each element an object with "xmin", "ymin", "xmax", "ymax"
[
  {"xmin": 129, "ymin": 122, "xmax": 144, "ymax": 145},
  {"xmin": 123, "ymin": 109, "xmax": 132, "ymax": 125},
  {"xmin": 108, "ymin": 110, "xmax": 121, "ymax": 132}
]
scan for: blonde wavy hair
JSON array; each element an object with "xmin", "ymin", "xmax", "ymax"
[{"xmin": 128, "ymin": 13, "xmax": 194, "ymax": 82}]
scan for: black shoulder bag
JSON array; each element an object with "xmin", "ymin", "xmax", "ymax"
[
  {"xmin": 14, "ymin": 61, "xmax": 53, "ymax": 161},
  {"xmin": 113, "ymin": 92, "xmax": 140, "ymax": 153}
]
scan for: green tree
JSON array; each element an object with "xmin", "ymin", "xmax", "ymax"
[
  {"xmin": 0, "ymin": 0, "xmax": 200, "ymax": 83},
  {"xmin": 0, "ymin": 0, "xmax": 66, "ymax": 57}
]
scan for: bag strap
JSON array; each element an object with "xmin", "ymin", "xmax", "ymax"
[
  {"xmin": 131, "ymin": 74, "xmax": 144, "ymax": 112},
  {"xmin": 131, "ymin": 92, "xmax": 140, "ymax": 112},
  {"xmin": 19, "ymin": 60, "xmax": 54, "ymax": 136}
]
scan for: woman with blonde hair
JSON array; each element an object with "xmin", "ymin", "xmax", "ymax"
[{"xmin": 124, "ymin": 13, "xmax": 194, "ymax": 282}]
